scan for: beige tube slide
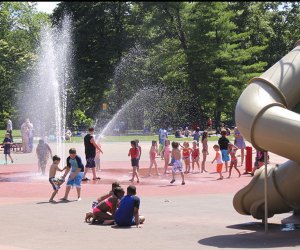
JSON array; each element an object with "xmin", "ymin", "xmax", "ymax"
[{"xmin": 233, "ymin": 40, "xmax": 300, "ymax": 219}]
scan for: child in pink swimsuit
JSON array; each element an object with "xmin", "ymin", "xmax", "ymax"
[
  {"xmin": 85, "ymin": 187, "xmax": 124, "ymax": 224},
  {"xmin": 147, "ymin": 140, "xmax": 159, "ymax": 176}
]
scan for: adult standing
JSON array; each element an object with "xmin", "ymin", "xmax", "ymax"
[
  {"xmin": 158, "ymin": 127, "xmax": 168, "ymax": 158},
  {"xmin": 114, "ymin": 185, "xmax": 145, "ymax": 227},
  {"xmin": 234, "ymin": 126, "xmax": 246, "ymax": 166},
  {"xmin": 27, "ymin": 119, "xmax": 34, "ymax": 153},
  {"xmin": 82, "ymin": 127, "xmax": 102, "ymax": 181},
  {"xmin": 21, "ymin": 119, "xmax": 30, "ymax": 153},
  {"xmin": 6, "ymin": 118, "xmax": 13, "ymax": 142}
]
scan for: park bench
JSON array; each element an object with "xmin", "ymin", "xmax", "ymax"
[{"xmin": 0, "ymin": 138, "xmax": 23, "ymax": 152}]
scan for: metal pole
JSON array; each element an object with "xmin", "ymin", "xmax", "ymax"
[{"xmin": 264, "ymin": 151, "xmax": 268, "ymax": 233}]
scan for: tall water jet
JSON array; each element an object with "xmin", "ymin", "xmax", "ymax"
[{"xmin": 18, "ymin": 16, "xmax": 73, "ymax": 164}]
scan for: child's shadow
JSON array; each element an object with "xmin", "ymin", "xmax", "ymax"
[{"xmin": 36, "ymin": 200, "xmax": 76, "ymax": 205}]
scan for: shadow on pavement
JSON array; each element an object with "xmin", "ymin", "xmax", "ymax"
[{"xmin": 198, "ymin": 222, "xmax": 300, "ymax": 248}]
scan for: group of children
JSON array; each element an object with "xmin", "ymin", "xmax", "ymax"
[
  {"xmin": 127, "ymin": 129, "xmax": 270, "ymax": 183},
  {"xmin": 127, "ymin": 132, "xmax": 211, "ymax": 185}
]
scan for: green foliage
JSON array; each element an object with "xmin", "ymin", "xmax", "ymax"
[
  {"xmin": 0, "ymin": 2, "xmax": 50, "ymax": 128},
  {"xmin": 3, "ymin": 1, "xmax": 300, "ymax": 131},
  {"xmin": 72, "ymin": 109, "xmax": 93, "ymax": 128}
]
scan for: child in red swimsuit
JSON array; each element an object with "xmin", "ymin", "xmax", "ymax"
[
  {"xmin": 147, "ymin": 140, "xmax": 159, "ymax": 176},
  {"xmin": 181, "ymin": 141, "xmax": 192, "ymax": 173},
  {"xmin": 191, "ymin": 140, "xmax": 200, "ymax": 173}
]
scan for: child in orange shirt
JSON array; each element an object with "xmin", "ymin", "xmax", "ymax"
[{"xmin": 211, "ymin": 144, "xmax": 224, "ymax": 180}]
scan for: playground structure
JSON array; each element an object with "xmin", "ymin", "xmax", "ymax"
[{"xmin": 233, "ymin": 40, "xmax": 300, "ymax": 219}]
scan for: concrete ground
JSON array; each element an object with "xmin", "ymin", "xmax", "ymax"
[{"xmin": 0, "ymin": 140, "xmax": 299, "ymax": 250}]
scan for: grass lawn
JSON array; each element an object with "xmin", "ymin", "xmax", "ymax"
[{"xmin": 0, "ymin": 130, "xmax": 234, "ymax": 143}]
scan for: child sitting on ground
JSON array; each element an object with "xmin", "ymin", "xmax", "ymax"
[
  {"xmin": 48, "ymin": 155, "xmax": 66, "ymax": 202},
  {"xmin": 85, "ymin": 187, "xmax": 125, "ymax": 224}
]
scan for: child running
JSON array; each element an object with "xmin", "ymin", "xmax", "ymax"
[
  {"xmin": 161, "ymin": 139, "xmax": 171, "ymax": 174},
  {"xmin": 211, "ymin": 144, "xmax": 224, "ymax": 180},
  {"xmin": 170, "ymin": 142, "xmax": 185, "ymax": 185},
  {"xmin": 227, "ymin": 143, "xmax": 241, "ymax": 178},
  {"xmin": 3, "ymin": 132, "xmax": 13, "ymax": 164},
  {"xmin": 128, "ymin": 140, "xmax": 140, "ymax": 183},
  {"xmin": 48, "ymin": 155, "xmax": 66, "ymax": 202},
  {"xmin": 191, "ymin": 140, "xmax": 200, "ymax": 173},
  {"xmin": 181, "ymin": 141, "xmax": 192, "ymax": 173},
  {"xmin": 146, "ymin": 140, "xmax": 159, "ymax": 176}
]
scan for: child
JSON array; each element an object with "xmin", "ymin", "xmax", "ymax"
[
  {"xmin": 191, "ymin": 140, "xmax": 200, "ymax": 173},
  {"xmin": 36, "ymin": 139, "xmax": 52, "ymax": 175},
  {"xmin": 227, "ymin": 143, "xmax": 241, "ymax": 178},
  {"xmin": 250, "ymin": 150, "xmax": 270, "ymax": 176},
  {"xmin": 170, "ymin": 141, "xmax": 185, "ymax": 185},
  {"xmin": 85, "ymin": 187, "xmax": 125, "ymax": 224},
  {"xmin": 96, "ymin": 181, "xmax": 121, "ymax": 203},
  {"xmin": 60, "ymin": 148, "xmax": 85, "ymax": 201},
  {"xmin": 49, "ymin": 155, "xmax": 66, "ymax": 202},
  {"xmin": 128, "ymin": 140, "xmax": 140, "ymax": 183},
  {"xmin": 211, "ymin": 144, "xmax": 224, "ymax": 180},
  {"xmin": 3, "ymin": 133, "xmax": 13, "ymax": 164},
  {"xmin": 135, "ymin": 139, "xmax": 142, "ymax": 172},
  {"xmin": 161, "ymin": 139, "xmax": 171, "ymax": 174},
  {"xmin": 218, "ymin": 130, "xmax": 230, "ymax": 172},
  {"xmin": 95, "ymin": 143, "xmax": 103, "ymax": 172},
  {"xmin": 147, "ymin": 140, "xmax": 159, "ymax": 176},
  {"xmin": 201, "ymin": 131, "xmax": 209, "ymax": 173},
  {"xmin": 181, "ymin": 141, "xmax": 192, "ymax": 173}
]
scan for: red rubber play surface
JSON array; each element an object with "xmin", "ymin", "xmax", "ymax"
[{"xmin": 0, "ymin": 152, "xmax": 287, "ymax": 205}]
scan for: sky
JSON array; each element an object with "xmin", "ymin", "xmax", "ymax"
[{"xmin": 35, "ymin": 2, "xmax": 60, "ymax": 14}]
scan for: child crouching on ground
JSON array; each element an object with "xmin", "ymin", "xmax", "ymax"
[{"xmin": 49, "ymin": 155, "xmax": 66, "ymax": 202}]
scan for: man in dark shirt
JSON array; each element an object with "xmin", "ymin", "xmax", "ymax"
[
  {"xmin": 115, "ymin": 185, "xmax": 145, "ymax": 227},
  {"xmin": 82, "ymin": 127, "xmax": 102, "ymax": 181},
  {"xmin": 218, "ymin": 130, "xmax": 230, "ymax": 172}
]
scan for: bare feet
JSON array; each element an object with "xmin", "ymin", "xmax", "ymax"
[{"xmin": 170, "ymin": 179, "xmax": 175, "ymax": 184}]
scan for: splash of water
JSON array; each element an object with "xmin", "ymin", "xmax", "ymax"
[
  {"xmin": 18, "ymin": 16, "xmax": 73, "ymax": 165},
  {"xmin": 96, "ymin": 86, "xmax": 161, "ymax": 142}
]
